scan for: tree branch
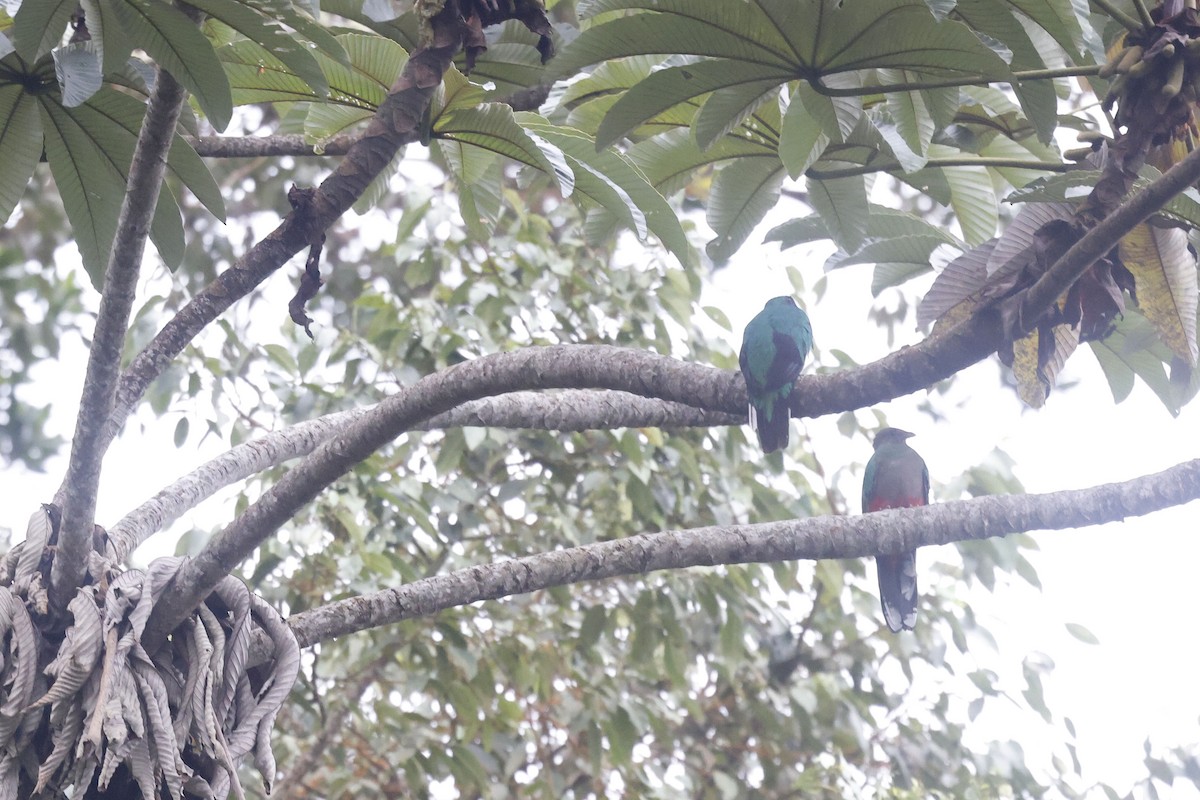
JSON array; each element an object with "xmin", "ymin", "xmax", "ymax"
[
  {"xmin": 51, "ymin": 67, "xmax": 189, "ymax": 613},
  {"xmin": 183, "ymin": 85, "xmax": 550, "ymax": 159},
  {"xmin": 187, "ymin": 134, "xmax": 357, "ymax": 158},
  {"xmin": 251, "ymin": 455, "xmax": 1200, "ymax": 658},
  {"xmin": 806, "ymin": 157, "xmax": 1070, "ymax": 181}
]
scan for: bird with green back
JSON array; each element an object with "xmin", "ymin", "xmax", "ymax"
[
  {"xmin": 862, "ymin": 427, "xmax": 929, "ymax": 632},
  {"xmin": 738, "ymin": 296, "xmax": 813, "ymax": 453}
]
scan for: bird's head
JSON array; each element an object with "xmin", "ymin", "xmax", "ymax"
[
  {"xmin": 873, "ymin": 427, "xmax": 915, "ymax": 449},
  {"xmin": 764, "ymin": 295, "xmax": 799, "ymax": 311}
]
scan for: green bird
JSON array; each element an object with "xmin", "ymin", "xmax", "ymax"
[
  {"xmin": 738, "ymin": 296, "xmax": 813, "ymax": 453},
  {"xmin": 862, "ymin": 427, "xmax": 928, "ymax": 632}
]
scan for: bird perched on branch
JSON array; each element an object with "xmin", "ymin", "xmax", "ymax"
[
  {"xmin": 862, "ymin": 427, "xmax": 928, "ymax": 632},
  {"xmin": 738, "ymin": 296, "xmax": 812, "ymax": 453}
]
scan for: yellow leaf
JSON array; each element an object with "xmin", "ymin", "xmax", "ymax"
[
  {"xmin": 1011, "ymin": 325, "xmax": 1080, "ymax": 409},
  {"xmin": 1011, "ymin": 332, "xmax": 1046, "ymax": 408},
  {"xmin": 1118, "ymin": 223, "xmax": 1199, "ymax": 365}
]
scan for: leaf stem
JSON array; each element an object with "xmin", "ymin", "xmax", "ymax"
[
  {"xmin": 806, "ymin": 157, "xmax": 1070, "ymax": 181},
  {"xmin": 1091, "ymin": 0, "xmax": 1150, "ymax": 32},
  {"xmin": 1130, "ymin": 0, "xmax": 1156, "ymax": 29},
  {"xmin": 811, "ymin": 66, "xmax": 1100, "ymax": 97}
]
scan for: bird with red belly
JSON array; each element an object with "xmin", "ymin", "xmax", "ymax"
[{"xmin": 862, "ymin": 427, "xmax": 928, "ymax": 632}]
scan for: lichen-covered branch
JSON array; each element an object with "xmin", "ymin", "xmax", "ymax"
[
  {"xmin": 51, "ymin": 68, "xmax": 189, "ymax": 614},
  {"xmin": 268, "ymin": 455, "xmax": 1200, "ymax": 655},
  {"xmin": 110, "ymin": 390, "xmax": 736, "ymax": 559}
]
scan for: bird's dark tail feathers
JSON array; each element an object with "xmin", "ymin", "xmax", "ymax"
[
  {"xmin": 750, "ymin": 396, "xmax": 790, "ymax": 454},
  {"xmin": 876, "ymin": 551, "xmax": 918, "ymax": 632}
]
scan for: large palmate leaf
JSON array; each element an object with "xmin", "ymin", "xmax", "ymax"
[
  {"xmin": 221, "ymin": 32, "xmax": 405, "ymax": 127},
  {"xmin": 561, "ymin": 0, "xmax": 1010, "ymax": 150},
  {"xmin": 567, "ymin": 0, "xmax": 1011, "ymax": 77},
  {"xmin": 437, "ymin": 104, "xmax": 562, "ymax": 189},
  {"xmin": 80, "ymin": 0, "xmax": 132, "ymax": 74},
  {"xmin": 560, "ymin": 56, "xmax": 709, "ymax": 145},
  {"xmin": 951, "ymin": 0, "xmax": 1058, "ymax": 143}
]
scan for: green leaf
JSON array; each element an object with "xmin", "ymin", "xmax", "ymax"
[
  {"xmin": 519, "ymin": 114, "xmax": 692, "ymax": 266},
  {"xmin": 39, "ymin": 96, "xmax": 125, "ymax": 286},
  {"xmin": 438, "ymin": 104, "xmax": 562, "ymax": 189},
  {"xmin": 879, "ymin": 70, "xmax": 935, "ymax": 161},
  {"xmin": 13, "ymin": 0, "xmax": 73, "ymax": 61},
  {"xmin": 80, "ymin": 0, "xmax": 131, "ymax": 74},
  {"xmin": 694, "ymin": 81, "xmax": 786, "ymax": 152},
  {"xmin": 808, "ymin": 175, "xmax": 869, "ymax": 251},
  {"xmin": 113, "ymin": 0, "xmax": 233, "ymax": 129},
  {"xmin": 187, "ymin": 0, "xmax": 330, "ymax": 97},
  {"xmin": 628, "ymin": 128, "xmax": 775, "ymax": 198},
  {"xmin": 780, "ymin": 89, "xmax": 831, "ymax": 179},
  {"xmin": 0, "ymin": 82, "xmax": 42, "ymax": 224},
  {"xmin": 1065, "ymin": 622, "xmax": 1099, "ymax": 645},
  {"xmin": 1089, "ymin": 309, "xmax": 1182, "ymax": 414},
  {"xmin": 930, "ymin": 144, "xmax": 997, "ymax": 244},
  {"xmin": 607, "ymin": 707, "xmax": 637, "ymax": 764},
  {"xmin": 706, "ymin": 156, "xmax": 784, "ymax": 262},
  {"xmin": 595, "ymin": 60, "xmax": 792, "ymax": 150},
  {"xmin": 221, "ymin": 39, "xmax": 326, "ymax": 105},
  {"xmin": 39, "ymin": 88, "xmax": 193, "ymax": 280},
  {"xmin": 241, "ymin": 0, "xmax": 349, "ymax": 66},
  {"xmin": 173, "ymin": 416, "xmax": 188, "ymax": 448},
  {"xmin": 556, "ymin": 7, "xmax": 795, "ymax": 79},
  {"xmin": 872, "ymin": 260, "xmax": 931, "ymax": 294},
  {"xmin": 88, "ymin": 87, "xmax": 225, "ymax": 220}
]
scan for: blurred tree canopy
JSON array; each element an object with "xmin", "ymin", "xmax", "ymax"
[{"xmin": 0, "ymin": 0, "xmax": 1198, "ymax": 798}]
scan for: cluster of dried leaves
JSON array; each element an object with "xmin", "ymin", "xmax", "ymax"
[{"xmin": 0, "ymin": 508, "xmax": 299, "ymax": 799}]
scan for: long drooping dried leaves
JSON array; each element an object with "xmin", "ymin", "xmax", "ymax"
[{"xmin": 0, "ymin": 508, "xmax": 299, "ymax": 798}]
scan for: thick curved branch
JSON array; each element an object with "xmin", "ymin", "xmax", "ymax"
[
  {"xmin": 97, "ymin": 3, "xmax": 468, "ymax": 482},
  {"xmin": 111, "ymin": 390, "xmax": 733, "ymax": 559},
  {"xmin": 51, "ymin": 68, "xmax": 189, "ymax": 613},
  {"xmin": 259, "ymin": 455, "xmax": 1200, "ymax": 656},
  {"xmin": 108, "ymin": 410, "xmax": 361, "ymax": 561},
  {"xmin": 142, "ymin": 347, "xmax": 738, "ymax": 645},
  {"xmin": 415, "ymin": 389, "xmax": 741, "ymax": 432}
]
